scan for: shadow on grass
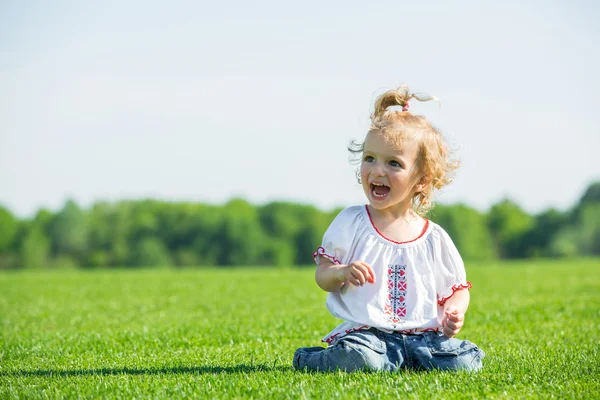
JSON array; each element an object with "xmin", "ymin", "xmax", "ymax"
[{"xmin": 1, "ymin": 364, "xmax": 290, "ymax": 377}]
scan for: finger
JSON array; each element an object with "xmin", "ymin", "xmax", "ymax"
[
  {"xmin": 443, "ymin": 326, "xmax": 455, "ymax": 338},
  {"xmin": 445, "ymin": 307, "xmax": 458, "ymax": 316},
  {"xmin": 355, "ymin": 263, "xmax": 373, "ymax": 285},
  {"xmin": 446, "ymin": 325, "xmax": 463, "ymax": 338},
  {"xmin": 357, "ymin": 263, "xmax": 375, "ymax": 284},
  {"xmin": 445, "ymin": 309, "xmax": 461, "ymax": 320},
  {"xmin": 446, "ymin": 313, "xmax": 463, "ymax": 323},
  {"xmin": 349, "ymin": 277, "xmax": 362, "ymax": 286},
  {"xmin": 354, "ymin": 261, "xmax": 375, "ymax": 283},
  {"xmin": 350, "ymin": 270, "xmax": 367, "ymax": 286},
  {"xmin": 365, "ymin": 263, "xmax": 376, "ymax": 283},
  {"xmin": 345, "ymin": 267, "xmax": 361, "ymax": 286},
  {"xmin": 445, "ymin": 320, "xmax": 461, "ymax": 331},
  {"xmin": 349, "ymin": 274, "xmax": 362, "ymax": 286}
]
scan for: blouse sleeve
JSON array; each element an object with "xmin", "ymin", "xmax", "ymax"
[
  {"xmin": 312, "ymin": 207, "xmax": 358, "ymax": 266},
  {"xmin": 433, "ymin": 226, "xmax": 472, "ymax": 306}
]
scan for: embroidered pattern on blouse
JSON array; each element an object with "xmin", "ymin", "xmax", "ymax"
[{"xmin": 384, "ymin": 264, "xmax": 407, "ymax": 325}]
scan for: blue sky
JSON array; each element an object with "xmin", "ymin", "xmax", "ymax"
[{"xmin": 1, "ymin": 0, "xmax": 599, "ymax": 217}]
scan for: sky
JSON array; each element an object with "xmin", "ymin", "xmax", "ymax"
[{"xmin": 1, "ymin": 0, "xmax": 599, "ymax": 217}]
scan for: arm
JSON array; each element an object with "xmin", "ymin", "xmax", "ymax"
[
  {"xmin": 441, "ymin": 288, "xmax": 470, "ymax": 338},
  {"xmin": 315, "ymin": 258, "xmax": 376, "ymax": 293}
]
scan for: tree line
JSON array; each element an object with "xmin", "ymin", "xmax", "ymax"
[{"xmin": 0, "ymin": 182, "xmax": 598, "ymax": 269}]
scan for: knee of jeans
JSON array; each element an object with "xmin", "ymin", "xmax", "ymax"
[
  {"xmin": 427, "ymin": 348, "xmax": 484, "ymax": 372},
  {"xmin": 292, "ymin": 348, "xmax": 302, "ymax": 370},
  {"xmin": 329, "ymin": 339, "xmax": 386, "ymax": 372},
  {"xmin": 465, "ymin": 349, "xmax": 485, "ymax": 372},
  {"xmin": 293, "ymin": 346, "xmax": 326, "ymax": 371},
  {"xmin": 423, "ymin": 335, "xmax": 485, "ymax": 372}
]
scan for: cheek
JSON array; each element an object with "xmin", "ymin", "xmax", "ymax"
[
  {"xmin": 360, "ymin": 163, "xmax": 370, "ymax": 181},
  {"xmin": 391, "ymin": 173, "xmax": 412, "ymax": 188}
]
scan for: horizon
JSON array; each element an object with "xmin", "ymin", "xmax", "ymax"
[{"xmin": 2, "ymin": 182, "xmax": 594, "ymax": 219}]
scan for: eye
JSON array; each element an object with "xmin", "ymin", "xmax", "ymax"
[
  {"xmin": 363, "ymin": 155, "xmax": 375, "ymax": 163},
  {"xmin": 389, "ymin": 160, "xmax": 402, "ymax": 168}
]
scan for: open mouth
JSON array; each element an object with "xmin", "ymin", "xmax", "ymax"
[{"xmin": 370, "ymin": 183, "xmax": 390, "ymax": 199}]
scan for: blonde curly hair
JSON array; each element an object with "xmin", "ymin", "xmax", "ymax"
[{"xmin": 349, "ymin": 85, "xmax": 460, "ymax": 215}]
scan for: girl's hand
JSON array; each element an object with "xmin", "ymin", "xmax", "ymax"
[
  {"xmin": 441, "ymin": 307, "xmax": 464, "ymax": 338},
  {"xmin": 337, "ymin": 261, "xmax": 376, "ymax": 287}
]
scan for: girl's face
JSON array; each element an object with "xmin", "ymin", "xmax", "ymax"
[{"xmin": 360, "ymin": 132, "xmax": 423, "ymax": 214}]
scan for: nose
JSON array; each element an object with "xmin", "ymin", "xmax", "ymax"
[{"xmin": 371, "ymin": 161, "xmax": 385, "ymax": 177}]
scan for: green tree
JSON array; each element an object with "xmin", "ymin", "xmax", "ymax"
[
  {"xmin": 551, "ymin": 203, "xmax": 600, "ymax": 257},
  {"xmin": 130, "ymin": 237, "xmax": 173, "ymax": 267},
  {"xmin": 86, "ymin": 202, "xmax": 116, "ymax": 267},
  {"xmin": 521, "ymin": 209, "xmax": 568, "ymax": 257},
  {"xmin": 260, "ymin": 239, "xmax": 295, "ymax": 267},
  {"xmin": 173, "ymin": 248, "xmax": 201, "ymax": 267},
  {"xmin": 216, "ymin": 198, "xmax": 266, "ymax": 266},
  {"xmin": 49, "ymin": 200, "xmax": 88, "ymax": 266},
  {"xmin": 130, "ymin": 200, "xmax": 160, "ymax": 239},
  {"xmin": 430, "ymin": 204, "xmax": 496, "ymax": 260},
  {"xmin": 259, "ymin": 202, "xmax": 304, "ymax": 266},
  {"xmin": 0, "ymin": 205, "xmax": 19, "ymax": 268},
  {"xmin": 20, "ymin": 226, "xmax": 50, "ymax": 268},
  {"xmin": 102, "ymin": 202, "xmax": 134, "ymax": 267},
  {"xmin": 14, "ymin": 209, "xmax": 55, "ymax": 268},
  {"xmin": 154, "ymin": 202, "xmax": 219, "ymax": 266},
  {"xmin": 259, "ymin": 202, "xmax": 303, "ymax": 239},
  {"xmin": 577, "ymin": 203, "xmax": 600, "ymax": 255},
  {"xmin": 578, "ymin": 181, "xmax": 600, "ymax": 207},
  {"xmin": 188, "ymin": 205, "xmax": 222, "ymax": 266},
  {"xmin": 292, "ymin": 205, "xmax": 331, "ymax": 265},
  {"xmin": 487, "ymin": 199, "xmax": 534, "ymax": 258},
  {"xmin": 259, "ymin": 202, "xmax": 333, "ymax": 266},
  {"xmin": 0, "ymin": 205, "xmax": 18, "ymax": 250}
]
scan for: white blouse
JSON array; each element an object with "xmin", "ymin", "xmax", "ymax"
[{"xmin": 313, "ymin": 205, "xmax": 471, "ymax": 345}]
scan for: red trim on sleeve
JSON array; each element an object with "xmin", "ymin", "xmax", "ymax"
[
  {"xmin": 438, "ymin": 282, "xmax": 472, "ymax": 306},
  {"xmin": 312, "ymin": 246, "xmax": 341, "ymax": 265},
  {"xmin": 365, "ymin": 205, "xmax": 429, "ymax": 244}
]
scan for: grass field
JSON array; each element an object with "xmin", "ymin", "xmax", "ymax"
[{"xmin": 1, "ymin": 259, "xmax": 599, "ymax": 399}]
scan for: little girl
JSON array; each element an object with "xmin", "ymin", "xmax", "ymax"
[{"xmin": 293, "ymin": 86, "xmax": 485, "ymax": 372}]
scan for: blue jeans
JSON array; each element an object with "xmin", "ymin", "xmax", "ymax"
[{"xmin": 293, "ymin": 328, "xmax": 484, "ymax": 372}]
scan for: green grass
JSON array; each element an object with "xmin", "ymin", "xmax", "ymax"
[{"xmin": 1, "ymin": 259, "xmax": 599, "ymax": 399}]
